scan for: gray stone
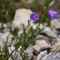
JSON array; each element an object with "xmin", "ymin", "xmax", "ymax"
[
  {"xmin": 43, "ymin": 27, "xmax": 57, "ymax": 38},
  {"xmin": 56, "ymin": 35, "xmax": 60, "ymax": 42},
  {"xmin": 42, "ymin": 52, "xmax": 60, "ymax": 60},
  {"xmin": 35, "ymin": 35, "xmax": 51, "ymax": 49},
  {"xmin": 51, "ymin": 19, "xmax": 60, "ymax": 29},
  {"xmin": 37, "ymin": 50, "xmax": 47, "ymax": 60},
  {"xmin": 32, "ymin": 45, "xmax": 41, "ymax": 56},
  {"xmin": 36, "ymin": 35, "xmax": 48, "ymax": 40},
  {"xmin": 33, "ymin": 45, "xmax": 40, "ymax": 52},
  {"xmin": 51, "ymin": 42, "xmax": 60, "ymax": 52}
]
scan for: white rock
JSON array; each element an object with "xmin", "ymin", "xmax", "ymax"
[
  {"xmin": 0, "ymin": 32, "xmax": 9, "ymax": 48},
  {"xmin": 43, "ymin": 27, "xmax": 57, "ymax": 38},
  {"xmin": 42, "ymin": 52, "xmax": 60, "ymax": 60},
  {"xmin": 56, "ymin": 35, "xmax": 60, "ymax": 42},
  {"xmin": 36, "ymin": 40, "xmax": 48, "ymax": 48},
  {"xmin": 33, "ymin": 45, "xmax": 40, "ymax": 52},
  {"xmin": 0, "ymin": 31, "xmax": 13, "ymax": 48},
  {"xmin": 12, "ymin": 8, "xmax": 32, "ymax": 29},
  {"xmin": 51, "ymin": 19, "xmax": 60, "ymax": 28},
  {"xmin": 25, "ymin": 46, "xmax": 33, "ymax": 54},
  {"xmin": 37, "ymin": 50, "xmax": 47, "ymax": 60},
  {"xmin": 51, "ymin": 42, "xmax": 60, "ymax": 52},
  {"xmin": 42, "ymin": 52, "xmax": 52, "ymax": 60},
  {"xmin": 36, "ymin": 35, "xmax": 48, "ymax": 40}
]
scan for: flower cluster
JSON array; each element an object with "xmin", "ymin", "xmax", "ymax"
[{"xmin": 12, "ymin": 9, "xmax": 59, "ymax": 29}]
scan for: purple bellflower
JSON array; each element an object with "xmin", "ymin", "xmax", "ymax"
[
  {"xmin": 30, "ymin": 12, "xmax": 39, "ymax": 22},
  {"xmin": 48, "ymin": 10, "xmax": 58, "ymax": 20}
]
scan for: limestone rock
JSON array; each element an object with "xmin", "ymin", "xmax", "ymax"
[
  {"xmin": 51, "ymin": 42, "xmax": 60, "ymax": 52},
  {"xmin": 51, "ymin": 19, "xmax": 60, "ymax": 29},
  {"xmin": 33, "ymin": 45, "xmax": 40, "ymax": 52},
  {"xmin": 0, "ymin": 31, "xmax": 12, "ymax": 48},
  {"xmin": 55, "ymin": 35, "xmax": 60, "ymax": 42},
  {"xmin": 35, "ymin": 35, "xmax": 51, "ymax": 49},
  {"xmin": 42, "ymin": 52, "xmax": 60, "ymax": 60},
  {"xmin": 32, "ymin": 45, "xmax": 40, "ymax": 56},
  {"xmin": 43, "ymin": 27, "xmax": 57, "ymax": 38},
  {"xmin": 37, "ymin": 50, "xmax": 47, "ymax": 60},
  {"xmin": 12, "ymin": 8, "xmax": 32, "ymax": 29},
  {"xmin": 36, "ymin": 40, "xmax": 48, "ymax": 48}
]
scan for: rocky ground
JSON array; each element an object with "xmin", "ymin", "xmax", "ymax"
[
  {"xmin": 0, "ymin": 0, "xmax": 60, "ymax": 60},
  {"xmin": 24, "ymin": 21, "xmax": 60, "ymax": 60},
  {"xmin": 0, "ymin": 18, "xmax": 60, "ymax": 60}
]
